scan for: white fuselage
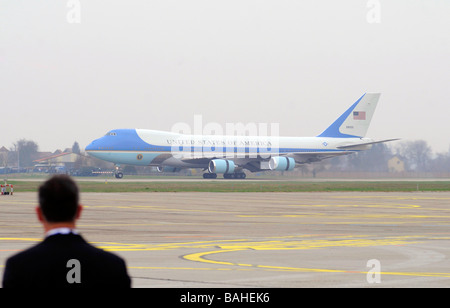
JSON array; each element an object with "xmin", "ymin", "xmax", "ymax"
[{"xmin": 86, "ymin": 128, "xmax": 371, "ymax": 168}]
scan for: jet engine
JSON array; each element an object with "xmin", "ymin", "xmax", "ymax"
[
  {"xmin": 208, "ymin": 159, "xmax": 235, "ymax": 174},
  {"xmin": 269, "ymin": 156, "xmax": 295, "ymax": 171}
]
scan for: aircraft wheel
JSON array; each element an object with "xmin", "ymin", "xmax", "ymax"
[
  {"xmin": 115, "ymin": 172, "xmax": 123, "ymax": 179},
  {"xmin": 203, "ymin": 173, "xmax": 217, "ymax": 179}
]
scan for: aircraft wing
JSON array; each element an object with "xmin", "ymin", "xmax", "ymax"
[
  {"xmin": 165, "ymin": 138, "xmax": 399, "ymax": 172},
  {"xmin": 177, "ymin": 151, "xmax": 353, "ymax": 172},
  {"xmin": 291, "ymin": 151, "xmax": 352, "ymax": 164},
  {"xmin": 336, "ymin": 138, "xmax": 400, "ymax": 150}
]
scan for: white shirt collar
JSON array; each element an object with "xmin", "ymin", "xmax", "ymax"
[{"xmin": 46, "ymin": 227, "xmax": 78, "ymax": 237}]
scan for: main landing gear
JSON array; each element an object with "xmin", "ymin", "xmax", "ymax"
[
  {"xmin": 203, "ymin": 173, "xmax": 217, "ymax": 179},
  {"xmin": 202, "ymin": 172, "xmax": 246, "ymax": 179},
  {"xmin": 224, "ymin": 172, "xmax": 246, "ymax": 179}
]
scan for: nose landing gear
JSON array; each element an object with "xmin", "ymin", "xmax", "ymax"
[{"xmin": 114, "ymin": 165, "xmax": 123, "ymax": 179}]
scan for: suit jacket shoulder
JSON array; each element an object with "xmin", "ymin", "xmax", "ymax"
[{"xmin": 2, "ymin": 234, "xmax": 131, "ymax": 288}]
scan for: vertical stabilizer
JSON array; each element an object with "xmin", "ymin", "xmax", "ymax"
[{"xmin": 318, "ymin": 93, "xmax": 380, "ymax": 138}]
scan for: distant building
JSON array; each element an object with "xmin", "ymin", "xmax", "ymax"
[
  {"xmin": 388, "ymin": 156, "xmax": 405, "ymax": 173},
  {"xmin": 33, "ymin": 151, "xmax": 82, "ymax": 173}
]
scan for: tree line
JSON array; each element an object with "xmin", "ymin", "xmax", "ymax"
[
  {"xmin": 326, "ymin": 140, "xmax": 450, "ymax": 173},
  {"xmin": 1, "ymin": 138, "xmax": 449, "ymax": 174},
  {"xmin": 0, "ymin": 140, "xmax": 83, "ymax": 169}
]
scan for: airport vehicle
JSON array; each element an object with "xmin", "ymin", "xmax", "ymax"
[{"xmin": 85, "ymin": 93, "xmax": 397, "ymax": 179}]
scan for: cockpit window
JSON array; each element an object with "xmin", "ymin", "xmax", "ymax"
[{"xmin": 106, "ymin": 132, "xmax": 117, "ymax": 136}]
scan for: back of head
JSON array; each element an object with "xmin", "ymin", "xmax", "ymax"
[{"xmin": 38, "ymin": 175, "xmax": 79, "ymax": 223}]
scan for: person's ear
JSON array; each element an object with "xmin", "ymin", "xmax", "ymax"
[
  {"xmin": 75, "ymin": 205, "xmax": 83, "ymax": 220},
  {"xmin": 36, "ymin": 206, "xmax": 45, "ymax": 223}
]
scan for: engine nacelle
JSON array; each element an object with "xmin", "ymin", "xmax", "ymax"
[
  {"xmin": 269, "ymin": 156, "xmax": 295, "ymax": 171},
  {"xmin": 208, "ymin": 159, "xmax": 235, "ymax": 174},
  {"xmin": 157, "ymin": 165, "xmax": 179, "ymax": 173}
]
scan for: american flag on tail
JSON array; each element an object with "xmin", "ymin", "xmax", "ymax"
[{"xmin": 353, "ymin": 111, "xmax": 366, "ymax": 120}]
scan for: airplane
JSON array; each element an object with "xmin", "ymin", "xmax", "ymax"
[{"xmin": 85, "ymin": 93, "xmax": 398, "ymax": 179}]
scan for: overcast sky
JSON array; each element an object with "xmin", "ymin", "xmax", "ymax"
[{"xmin": 1, "ymin": 1, "xmax": 449, "ymax": 153}]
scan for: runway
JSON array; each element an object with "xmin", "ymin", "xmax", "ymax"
[{"xmin": 1, "ymin": 191, "xmax": 450, "ymax": 287}]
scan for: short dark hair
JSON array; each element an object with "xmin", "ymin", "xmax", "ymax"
[{"xmin": 38, "ymin": 175, "xmax": 79, "ymax": 223}]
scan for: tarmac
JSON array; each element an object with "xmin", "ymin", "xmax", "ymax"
[{"xmin": 1, "ymin": 190, "xmax": 450, "ymax": 288}]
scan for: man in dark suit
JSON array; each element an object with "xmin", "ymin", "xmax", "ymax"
[{"xmin": 2, "ymin": 175, "xmax": 131, "ymax": 288}]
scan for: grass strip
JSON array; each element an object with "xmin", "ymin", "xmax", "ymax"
[{"xmin": 5, "ymin": 180, "xmax": 450, "ymax": 193}]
